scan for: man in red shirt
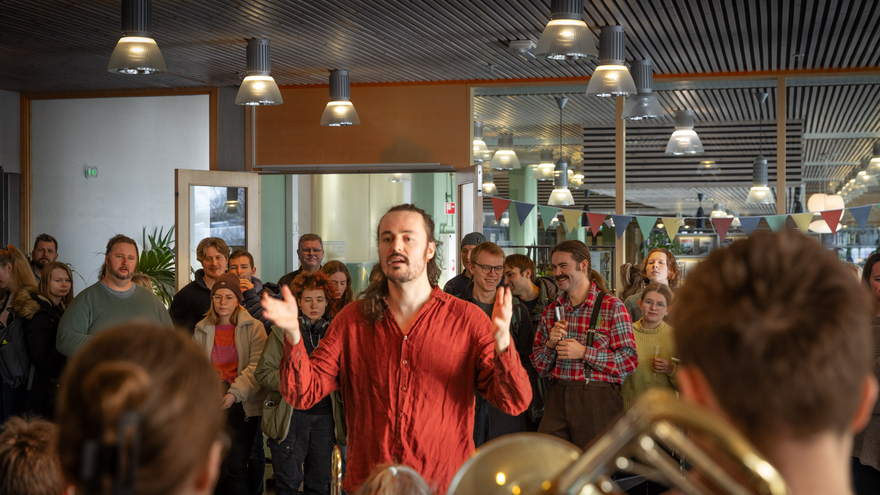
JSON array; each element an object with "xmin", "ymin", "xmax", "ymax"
[{"xmin": 262, "ymin": 204, "xmax": 531, "ymax": 494}]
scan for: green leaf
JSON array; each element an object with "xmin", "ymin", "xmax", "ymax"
[{"xmin": 137, "ymin": 226, "xmax": 176, "ymax": 307}]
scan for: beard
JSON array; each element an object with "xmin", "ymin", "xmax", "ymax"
[
  {"xmin": 107, "ymin": 264, "xmax": 133, "ymax": 282},
  {"xmin": 33, "ymin": 258, "xmax": 49, "ymax": 270},
  {"xmin": 383, "ymin": 248, "xmax": 429, "ymax": 285}
]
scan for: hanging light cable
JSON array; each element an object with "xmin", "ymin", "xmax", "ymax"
[
  {"xmin": 321, "ymin": 70, "xmax": 360, "ymax": 126},
  {"xmin": 549, "ymin": 97, "xmax": 575, "ymax": 206},
  {"xmin": 235, "ymin": 39, "xmax": 283, "ymax": 106},
  {"xmin": 746, "ymin": 93, "xmax": 774, "ymax": 204},
  {"xmin": 107, "ymin": 0, "xmax": 167, "ymax": 74},
  {"xmin": 621, "ymin": 60, "xmax": 663, "ymax": 120},
  {"xmin": 490, "ymin": 133, "xmax": 521, "ymax": 170},
  {"xmin": 585, "ymin": 25, "xmax": 637, "ymax": 97},
  {"xmin": 535, "ymin": 0, "xmax": 598, "ymax": 60},
  {"xmin": 665, "ymin": 110, "xmax": 704, "ymax": 155}
]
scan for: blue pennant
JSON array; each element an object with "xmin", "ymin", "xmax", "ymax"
[
  {"xmin": 513, "ymin": 201, "xmax": 536, "ymax": 226},
  {"xmin": 849, "ymin": 205, "xmax": 873, "ymax": 231},
  {"xmin": 609, "ymin": 215, "xmax": 632, "ymax": 239},
  {"xmin": 738, "ymin": 217, "xmax": 762, "ymax": 236}
]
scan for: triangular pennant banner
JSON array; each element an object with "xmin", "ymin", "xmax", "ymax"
[
  {"xmin": 491, "ymin": 197, "xmax": 511, "ymax": 222},
  {"xmin": 738, "ymin": 217, "xmax": 762, "ymax": 236},
  {"xmin": 712, "ymin": 217, "xmax": 734, "ymax": 243},
  {"xmin": 636, "ymin": 216, "xmax": 658, "ymax": 240},
  {"xmin": 820, "ymin": 210, "xmax": 842, "ymax": 234},
  {"xmin": 585, "ymin": 213, "xmax": 607, "ymax": 237},
  {"xmin": 791, "ymin": 212, "xmax": 813, "ymax": 234},
  {"xmin": 539, "ymin": 206, "xmax": 560, "ymax": 231},
  {"xmin": 561, "ymin": 209, "xmax": 582, "ymax": 234},
  {"xmin": 764, "ymin": 215, "xmax": 788, "ymax": 232},
  {"xmin": 513, "ymin": 201, "xmax": 536, "ymax": 226},
  {"xmin": 661, "ymin": 217, "xmax": 684, "ymax": 241},
  {"xmin": 849, "ymin": 205, "xmax": 873, "ymax": 231},
  {"xmin": 610, "ymin": 215, "xmax": 632, "ymax": 240}
]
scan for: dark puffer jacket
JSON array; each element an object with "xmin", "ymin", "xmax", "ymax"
[{"xmin": 169, "ymin": 269, "xmax": 212, "ymax": 334}]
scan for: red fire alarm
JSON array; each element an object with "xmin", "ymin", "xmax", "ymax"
[{"xmin": 445, "ymin": 202, "xmax": 456, "ymax": 215}]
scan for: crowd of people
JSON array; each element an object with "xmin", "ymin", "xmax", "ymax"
[{"xmin": 0, "ymin": 204, "xmax": 879, "ymax": 495}]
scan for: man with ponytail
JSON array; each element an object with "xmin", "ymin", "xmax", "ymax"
[
  {"xmin": 262, "ymin": 204, "xmax": 531, "ymax": 494},
  {"xmin": 531, "ymin": 240, "xmax": 637, "ymax": 449}
]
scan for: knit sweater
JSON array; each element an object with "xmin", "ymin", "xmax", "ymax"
[
  {"xmin": 56, "ymin": 282, "xmax": 172, "ymax": 357},
  {"xmin": 620, "ymin": 319, "xmax": 678, "ymax": 411},
  {"xmin": 852, "ymin": 316, "xmax": 880, "ymax": 471}
]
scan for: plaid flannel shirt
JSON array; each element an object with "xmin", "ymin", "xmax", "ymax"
[{"xmin": 530, "ymin": 283, "xmax": 638, "ymax": 385}]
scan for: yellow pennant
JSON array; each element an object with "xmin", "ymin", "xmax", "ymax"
[
  {"xmin": 790, "ymin": 212, "xmax": 814, "ymax": 234},
  {"xmin": 561, "ymin": 209, "xmax": 582, "ymax": 233},
  {"xmin": 661, "ymin": 217, "xmax": 685, "ymax": 241}
]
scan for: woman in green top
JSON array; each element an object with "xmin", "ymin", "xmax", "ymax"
[{"xmin": 621, "ymin": 283, "xmax": 677, "ymax": 411}]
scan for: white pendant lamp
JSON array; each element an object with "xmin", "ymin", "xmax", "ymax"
[
  {"xmin": 321, "ymin": 70, "xmax": 360, "ymax": 126},
  {"xmin": 473, "ymin": 121, "xmax": 488, "ymax": 154},
  {"xmin": 665, "ymin": 110, "xmax": 704, "ymax": 155},
  {"xmin": 482, "ymin": 171, "xmax": 498, "ymax": 196},
  {"xmin": 535, "ymin": 150, "xmax": 556, "ymax": 181},
  {"xmin": 858, "ymin": 170, "xmax": 879, "ymax": 187},
  {"xmin": 489, "ymin": 133, "xmax": 521, "ymax": 170},
  {"xmin": 549, "ymin": 97, "xmax": 575, "ymax": 206},
  {"xmin": 235, "ymin": 39, "xmax": 284, "ymax": 106},
  {"xmin": 746, "ymin": 93, "xmax": 774, "ymax": 204},
  {"xmin": 586, "ymin": 25, "xmax": 637, "ymax": 97},
  {"xmin": 621, "ymin": 60, "xmax": 663, "ymax": 120},
  {"xmin": 107, "ymin": 0, "xmax": 167, "ymax": 74},
  {"xmin": 710, "ymin": 203, "xmax": 727, "ymax": 218},
  {"xmin": 696, "ymin": 160, "xmax": 721, "ymax": 176},
  {"xmin": 535, "ymin": 0, "xmax": 598, "ymax": 61},
  {"xmin": 570, "ymin": 162, "xmax": 584, "ymax": 189},
  {"xmin": 807, "ymin": 193, "xmax": 845, "ymax": 233}
]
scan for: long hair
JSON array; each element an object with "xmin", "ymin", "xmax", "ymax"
[
  {"xmin": 205, "ymin": 301, "xmax": 246, "ymax": 326},
  {"xmin": 38, "ymin": 261, "xmax": 74, "ymax": 308},
  {"xmin": 320, "ymin": 261, "xmax": 354, "ymax": 317},
  {"xmin": 0, "ymin": 245, "xmax": 38, "ymax": 297},
  {"xmin": 361, "ymin": 204, "xmax": 442, "ymax": 323},
  {"xmin": 550, "ymin": 240, "xmax": 608, "ymax": 293},
  {"xmin": 641, "ymin": 248, "xmax": 681, "ymax": 288},
  {"xmin": 619, "ymin": 262, "xmax": 645, "ymax": 300}
]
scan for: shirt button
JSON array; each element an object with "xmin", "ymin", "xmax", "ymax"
[
  {"xmin": 403, "ymin": 336, "xmax": 407, "ymax": 340},
  {"xmin": 402, "ymin": 360, "xmax": 408, "ymax": 365},
  {"xmin": 401, "ymin": 386, "xmax": 407, "ymax": 391},
  {"xmin": 397, "ymin": 439, "xmax": 402, "ymax": 445}
]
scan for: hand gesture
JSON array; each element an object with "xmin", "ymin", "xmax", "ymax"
[
  {"xmin": 262, "ymin": 286, "xmax": 301, "ymax": 345},
  {"xmin": 221, "ymin": 393, "xmax": 236, "ymax": 409},
  {"xmin": 547, "ymin": 321, "xmax": 567, "ymax": 349},
  {"xmin": 653, "ymin": 357, "xmax": 673, "ymax": 375},
  {"xmin": 557, "ymin": 339, "xmax": 587, "ymax": 360},
  {"xmin": 239, "ymin": 278, "xmax": 254, "ymax": 292},
  {"xmin": 491, "ymin": 286, "xmax": 513, "ymax": 354}
]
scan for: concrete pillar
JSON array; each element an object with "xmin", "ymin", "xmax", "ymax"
[{"xmin": 508, "ymin": 166, "xmax": 537, "ymax": 254}]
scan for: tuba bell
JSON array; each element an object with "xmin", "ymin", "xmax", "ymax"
[{"xmin": 447, "ymin": 389, "xmax": 788, "ymax": 495}]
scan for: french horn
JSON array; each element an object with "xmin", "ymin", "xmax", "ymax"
[{"xmin": 447, "ymin": 389, "xmax": 788, "ymax": 495}]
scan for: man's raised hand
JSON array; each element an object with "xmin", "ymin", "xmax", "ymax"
[
  {"xmin": 262, "ymin": 286, "xmax": 302, "ymax": 345},
  {"xmin": 491, "ymin": 285, "xmax": 513, "ymax": 354}
]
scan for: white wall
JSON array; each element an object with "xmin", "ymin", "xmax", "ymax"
[
  {"xmin": 32, "ymin": 95, "xmax": 210, "ymax": 292},
  {"xmin": 0, "ymin": 89, "xmax": 20, "ymax": 173}
]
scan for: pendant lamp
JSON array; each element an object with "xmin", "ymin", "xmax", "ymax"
[
  {"xmin": 665, "ymin": 110, "xmax": 704, "ymax": 155},
  {"xmin": 549, "ymin": 97, "xmax": 575, "ymax": 206},
  {"xmin": 535, "ymin": 150, "xmax": 556, "ymax": 181},
  {"xmin": 746, "ymin": 93, "xmax": 774, "ymax": 204},
  {"xmin": 570, "ymin": 162, "xmax": 584, "ymax": 189},
  {"xmin": 535, "ymin": 0, "xmax": 598, "ymax": 61},
  {"xmin": 621, "ymin": 60, "xmax": 663, "ymax": 120},
  {"xmin": 710, "ymin": 203, "xmax": 727, "ymax": 218},
  {"xmin": 586, "ymin": 26, "xmax": 637, "ymax": 97},
  {"xmin": 696, "ymin": 160, "xmax": 721, "ymax": 176},
  {"xmin": 807, "ymin": 193, "xmax": 845, "ymax": 233},
  {"xmin": 235, "ymin": 39, "xmax": 283, "ymax": 106},
  {"xmin": 694, "ymin": 193, "xmax": 706, "ymax": 229},
  {"xmin": 858, "ymin": 170, "xmax": 879, "ymax": 187},
  {"xmin": 482, "ymin": 171, "xmax": 498, "ymax": 196},
  {"xmin": 107, "ymin": 0, "xmax": 167, "ymax": 74},
  {"xmin": 321, "ymin": 70, "xmax": 360, "ymax": 126},
  {"xmin": 490, "ymin": 133, "xmax": 521, "ymax": 170},
  {"xmin": 867, "ymin": 143, "xmax": 880, "ymax": 174},
  {"xmin": 473, "ymin": 121, "xmax": 488, "ymax": 154}
]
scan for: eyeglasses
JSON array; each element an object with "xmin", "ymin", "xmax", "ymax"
[
  {"xmin": 642, "ymin": 300, "xmax": 667, "ymax": 309},
  {"xmin": 212, "ymin": 295, "xmax": 238, "ymax": 303},
  {"xmin": 300, "ymin": 248, "xmax": 323, "ymax": 255},
  {"xmin": 472, "ymin": 262, "xmax": 504, "ymax": 275}
]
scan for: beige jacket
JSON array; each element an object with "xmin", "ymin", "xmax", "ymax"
[{"xmin": 194, "ymin": 311, "xmax": 268, "ymax": 417}]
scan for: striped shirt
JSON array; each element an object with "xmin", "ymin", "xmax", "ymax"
[{"xmin": 530, "ymin": 283, "xmax": 638, "ymax": 385}]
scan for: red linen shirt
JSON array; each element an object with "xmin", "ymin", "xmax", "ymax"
[
  {"xmin": 531, "ymin": 283, "xmax": 638, "ymax": 384},
  {"xmin": 279, "ymin": 286, "xmax": 532, "ymax": 494}
]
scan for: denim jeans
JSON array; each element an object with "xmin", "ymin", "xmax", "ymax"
[
  {"xmin": 248, "ymin": 422, "xmax": 266, "ymax": 495},
  {"xmin": 216, "ymin": 404, "xmax": 259, "ymax": 495},
  {"xmin": 268, "ymin": 409, "xmax": 335, "ymax": 495}
]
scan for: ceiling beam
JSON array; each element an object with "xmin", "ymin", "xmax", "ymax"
[{"xmin": 803, "ymin": 132, "xmax": 880, "ymax": 139}]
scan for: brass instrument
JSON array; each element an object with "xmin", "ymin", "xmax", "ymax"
[
  {"xmin": 331, "ymin": 445, "xmax": 343, "ymax": 495},
  {"xmin": 447, "ymin": 389, "xmax": 788, "ymax": 495}
]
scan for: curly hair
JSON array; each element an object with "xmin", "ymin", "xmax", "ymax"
[
  {"xmin": 320, "ymin": 261, "xmax": 354, "ymax": 318},
  {"xmin": 291, "ymin": 271, "xmax": 334, "ymax": 301},
  {"xmin": 640, "ymin": 248, "xmax": 681, "ymax": 288}
]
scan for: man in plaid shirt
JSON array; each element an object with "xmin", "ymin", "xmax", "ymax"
[{"xmin": 531, "ymin": 240, "xmax": 638, "ymax": 449}]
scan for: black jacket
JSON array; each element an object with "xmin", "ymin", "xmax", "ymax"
[
  {"xmin": 12, "ymin": 286, "xmax": 66, "ymax": 419},
  {"xmin": 277, "ymin": 268, "xmax": 304, "ymax": 290},
  {"xmin": 169, "ymin": 269, "xmax": 211, "ymax": 334},
  {"xmin": 241, "ymin": 277, "xmax": 282, "ymax": 330}
]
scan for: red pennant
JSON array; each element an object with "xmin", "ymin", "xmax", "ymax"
[
  {"xmin": 491, "ymin": 197, "xmax": 512, "ymax": 222},
  {"xmin": 585, "ymin": 213, "xmax": 606, "ymax": 237},
  {"xmin": 820, "ymin": 210, "xmax": 842, "ymax": 234},
  {"xmin": 712, "ymin": 217, "xmax": 734, "ymax": 243}
]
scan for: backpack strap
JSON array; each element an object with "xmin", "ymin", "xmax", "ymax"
[{"xmin": 586, "ymin": 292, "xmax": 606, "ymax": 346}]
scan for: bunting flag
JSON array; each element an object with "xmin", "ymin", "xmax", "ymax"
[
  {"xmin": 514, "ymin": 201, "xmax": 535, "ymax": 226},
  {"xmin": 791, "ymin": 212, "xmax": 814, "ymax": 234},
  {"xmin": 538, "ymin": 206, "xmax": 560, "ymax": 230},
  {"xmin": 661, "ymin": 217, "xmax": 685, "ymax": 241},
  {"xmin": 561, "ymin": 209, "xmax": 582, "ymax": 233},
  {"xmin": 764, "ymin": 215, "xmax": 788, "ymax": 232},
  {"xmin": 712, "ymin": 217, "xmax": 734, "ymax": 242},
  {"xmin": 821, "ymin": 210, "xmax": 842, "ymax": 234},
  {"xmin": 849, "ymin": 205, "xmax": 873, "ymax": 231},
  {"xmin": 738, "ymin": 217, "xmax": 762, "ymax": 236},
  {"xmin": 636, "ymin": 216, "xmax": 658, "ymax": 240},
  {"xmin": 585, "ymin": 213, "xmax": 607, "ymax": 237},
  {"xmin": 610, "ymin": 215, "xmax": 632, "ymax": 239},
  {"xmin": 491, "ymin": 197, "xmax": 511, "ymax": 222}
]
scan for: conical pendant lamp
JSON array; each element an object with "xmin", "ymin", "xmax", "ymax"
[
  {"xmin": 621, "ymin": 60, "xmax": 663, "ymax": 120},
  {"xmin": 665, "ymin": 110, "xmax": 704, "ymax": 155},
  {"xmin": 321, "ymin": 70, "xmax": 360, "ymax": 126},
  {"xmin": 586, "ymin": 25, "xmax": 636, "ymax": 97},
  {"xmin": 490, "ymin": 133, "xmax": 520, "ymax": 170},
  {"xmin": 549, "ymin": 97, "xmax": 575, "ymax": 206},
  {"xmin": 235, "ymin": 39, "xmax": 283, "ymax": 106},
  {"xmin": 746, "ymin": 93, "xmax": 774, "ymax": 204},
  {"xmin": 535, "ymin": 150, "xmax": 556, "ymax": 181},
  {"xmin": 535, "ymin": 0, "xmax": 598, "ymax": 61},
  {"xmin": 107, "ymin": 0, "xmax": 167, "ymax": 74},
  {"xmin": 473, "ymin": 121, "xmax": 488, "ymax": 155}
]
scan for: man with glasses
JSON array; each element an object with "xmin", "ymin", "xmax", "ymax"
[
  {"xmin": 458, "ymin": 242, "xmax": 538, "ymax": 444},
  {"xmin": 277, "ymin": 234, "xmax": 324, "ymax": 289}
]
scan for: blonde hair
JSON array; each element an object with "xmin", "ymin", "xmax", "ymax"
[
  {"xmin": 38, "ymin": 261, "xmax": 73, "ymax": 307},
  {"xmin": 0, "ymin": 245, "xmax": 37, "ymax": 296},
  {"xmin": 205, "ymin": 300, "xmax": 246, "ymax": 326},
  {"xmin": 130, "ymin": 273, "xmax": 153, "ymax": 291},
  {"xmin": 196, "ymin": 237, "xmax": 230, "ymax": 262}
]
